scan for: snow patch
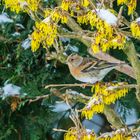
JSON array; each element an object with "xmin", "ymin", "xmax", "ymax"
[
  {"xmin": 21, "ymin": 38, "xmax": 31, "ymax": 50},
  {"xmin": 51, "ymin": 102, "xmax": 71, "ymax": 112},
  {"xmin": 66, "ymin": 44, "xmax": 79, "ymax": 52},
  {"xmin": 95, "ymin": 9, "xmax": 117, "ymax": 26},
  {"xmin": 1, "ymin": 84, "xmax": 26, "ymax": 99},
  {"xmin": 136, "ymin": 17, "xmax": 140, "ymax": 22},
  {"xmin": 12, "ymin": 32, "xmax": 21, "ymax": 37},
  {"xmin": 0, "ymin": 13, "xmax": 13, "ymax": 24},
  {"xmin": 16, "ymin": 23, "xmax": 25, "ymax": 29}
]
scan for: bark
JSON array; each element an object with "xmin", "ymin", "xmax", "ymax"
[{"xmin": 123, "ymin": 41, "xmax": 140, "ymax": 102}]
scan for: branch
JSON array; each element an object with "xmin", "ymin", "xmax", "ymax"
[
  {"xmin": 45, "ymin": 83, "xmax": 94, "ymax": 89},
  {"xmin": 45, "ymin": 83, "xmax": 138, "ymax": 90},
  {"xmin": 123, "ymin": 41, "xmax": 140, "ymax": 102},
  {"xmin": 28, "ymin": 88, "xmax": 90, "ymax": 104},
  {"xmin": 88, "ymin": 48, "xmax": 135, "ymax": 79},
  {"xmin": 103, "ymin": 105, "xmax": 125, "ymax": 128}
]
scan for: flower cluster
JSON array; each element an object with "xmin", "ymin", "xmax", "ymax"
[
  {"xmin": 117, "ymin": 0, "xmax": 128, "ymax": 5},
  {"xmin": 61, "ymin": 0, "xmax": 75, "ymax": 11},
  {"xmin": 82, "ymin": 82, "xmax": 128, "ymax": 119},
  {"xmin": 77, "ymin": 9, "xmax": 126, "ymax": 53},
  {"xmin": 61, "ymin": 0, "xmax": 89, "ymax": 11},
  {"xmin": 117, "ymin": 0, "xmax": 137, "ymax": 15},
  {"xmin": 94, "ymin": 82, "xmax": 129, "ymax": 104},
  {"xmin": 82, "ymin": 95, "xmax": 104, "ymax": 120},
  {"xmin": 64, "ymin": 127, "xmax": 96, "ymax": 140},
  {"xmin": 81, "ymin": 0, "xmax": 90, "ymax": 7},
  {"xmin": 4, "ymin": 0, "xmax": 23, "ymax": 13},
  {"xmin": 3, "ymin": 0, "xmax": 40, "ymax": 13},
  {"xmin": 31, "ymin": 20, "xmax": 57, "ymax": 52},
  {"xmin": 98, "ymin": 129, "xmax": 132, "ymax": 140},
  {"xmin": 131, "ymin": 17, "xmax": 140, "ymax": 38},
  {"xmin": 64, "ymin": 127, "xmax": 132, "ymax": 140},
  {"xmin": 52, "ymin": 10, "xmax": 68, "ymax": 24},
  {"xmin": 26, "ymin": 0, "xmax": 40, "ymax": 12}
]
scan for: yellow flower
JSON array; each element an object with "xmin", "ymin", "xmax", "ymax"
[
  {"xmin": 44, "ymin": 9, "xmax": 51, "ymax": 17},
  {"xmin": 82, "ymin": 95, "xmax": 104, "ymax": 119},
  {"xmin": 111, "ymin": 34, "xmax": 126, "ymax": 49},
  {"xmin": 4, "ymin": 0, "xmax": 40, "ymax": 13},
  {"xmin": 101, "ymin": 40, "xmax": 111, "ymax": 52},
  {"xmin": 98, "ymin": 129, "xmax": 132, "ymax": 140},
  {"xmin": 81, "ymin": 0, "xmax": 90, "ymax": 7},
  {"xmin": 87, "ymin": 11, "xmax": 98, "ymax": 27},
  {"xmin": 127, "ymin": 0, "xmax": 137, "ymax": 15},
  {"xmin": 82, "ymin": 134, "xmax": 96, "ymax": 140},
  {"xmin": 31, "ymin": 21, "xmax": 57, "ymax": 52},
  {"xmin": 4, "ymin": 0, "xmax": 24, "ymax": 13},
  {"xmin": 64, "ymin": 127, "xmax": 77, "ymax": 140},
  {"xmin": 64, "ymin": 128, "xmax": 96, "ymax": 140},
  {"xmin": 92, "ymin": 82, "xmax": 129, "ymax": 105},
  {"xmin": 61, "ymin": 0, "xmax": 74, "ymax": 11},
  {"xmin": 117, "ymin": 0, "xmax": 128, "ymax": 5},
  {"xmin": 91, "ymin": 44, "xmax": 100, "ymax": 53},
  {"xmin": 52, "ymin": 10, "xmax": 68, "ymax": 23},
  {"xmin": 26, "ymin": 0, "xmax": 40, "ymax": 12},
  {"xmin": 131, "ymin": 19, "xmax": 140, "ymax": 38},
  {"xmin": 117, "ymin": 0, "xmax": 137, "ymax": 15},
  {"xmin": 77, "ymin": 15, "xmax": 88, "ymax": 24}
]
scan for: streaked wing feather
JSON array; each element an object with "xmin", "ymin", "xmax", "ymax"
[{"xmin": 82, "ymin": 59, "xmax": 118, "ymax": 73}]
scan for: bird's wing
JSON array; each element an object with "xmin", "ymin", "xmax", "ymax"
[
  {"xmin": 81, "ymin": 58, "xmax": 118, "ymax": 73},
  {"xmin": 79, "ymin": 57, "xmax": 97, "ymax": 71}
]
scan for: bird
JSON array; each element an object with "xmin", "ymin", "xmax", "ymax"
[{"xmin": 67, "ymin": 54, "xmax": 123, "ymax": 83}]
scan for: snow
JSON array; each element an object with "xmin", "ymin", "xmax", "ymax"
[
  {"xmin": 60, "ymin": 37, "xmax": 70, "ymax": 43},
  {"xmin": 12, "ymin": 32, "xmax": 21, "ymax": 37},
  {"xmin": 1, "ymin": 84, "xmax": 21, "ymax": 99},
  {"xmin": 0, "ymin": 83, "xmax": 27, "ymax": 99},
  {"xmin": 83, "ymin": 114, "xmax": 104, "ymax": 133},
  {"xmin": 115, "ymin": 102, "xmax": 138, "ymax": 125},
  {"xmin": 0, "ymin": 13, "xmax": 13, "ymax": 24},
  {"xmin": 43, "ymin": 17, "xmax": 51, "ymax": 23},
  {"xmin": 16, "ymin": 23, "xmax": 25, "ymax": 29},
  {"xmin": 66, "ymin": 44, "xmax": 79, "ymax": 52},
  {"xmin": 66, "ymin": 89, "xmax": 79, "ymax": 95},
  {"xmin": 21, "ymin": 38, "xmax": 31, "ymax": 50},
  {"xmin": 125, "ymin": 108, "xmax": 138, "ymax": 125},
  {"xmin": 136, "ymin": 17, "xmax": 140, "ymax": 22},
  {"xmin": 95, "ymin": 9, "xmax": 117, "ymax": 26},
  {"xmin": 51, "ymin": 102, "xmax": 71, "ymax": 112}
]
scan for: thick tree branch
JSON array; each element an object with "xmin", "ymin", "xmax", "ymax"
[
  {"xmin": 88, "ymin": 49, "xmax": 135, "ymax": 79},
  {"xmin": 123, "ymin": 41, "xmax": 140, "ymax": 102},
  {"xmin": 104, "ymin": 105, "xmax": 125, "ymax": 128}
]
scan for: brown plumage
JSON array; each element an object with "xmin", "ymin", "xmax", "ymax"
[{"xmin": 67, "ymin": 54, "xmax": 121, "ymax": 83}]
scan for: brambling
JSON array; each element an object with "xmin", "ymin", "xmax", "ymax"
[{"xmin": 67, "ymin": 54, "xmax": 122, "ymax": 83}]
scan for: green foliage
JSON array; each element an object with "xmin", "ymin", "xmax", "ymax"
[{"xmin": 0, "ymin": 1, "xmax": 140, "ymax": 140}]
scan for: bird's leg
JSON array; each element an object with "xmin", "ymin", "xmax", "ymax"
[{"xmin": 81, "ymin": 83, "xmax": 91, "ymax": 88}]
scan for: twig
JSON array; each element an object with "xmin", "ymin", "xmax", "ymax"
[
  {"xmin": 45, "ymin": 83, "xmax": 138, "ymax": 91},
  {"xmin": 107, "ymin": 84, "xmax": 138, "ymax": 90},
  {"xmin": 45, "ymin": 83, "xmax": 94, "ymax": 89},
  {"xmin": 53, "ymin": 128, "xmax": 68, "ymax": 132},
  {"xmin": 117, "ymin": 6, "xmax": 123, "ymax": 26},
  {"xmin": 28, "ymin": 94, "xmax": 50, "ymax": 104}
]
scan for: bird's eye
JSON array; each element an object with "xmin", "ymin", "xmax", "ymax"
[{"xmin": 70, "ymin": 58, "xmax": 74, "ymax": 61}]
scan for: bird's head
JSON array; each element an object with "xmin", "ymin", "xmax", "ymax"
[{"xmin": 67, "ymin": 54, "xmax": 83, "ymax": 67}]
